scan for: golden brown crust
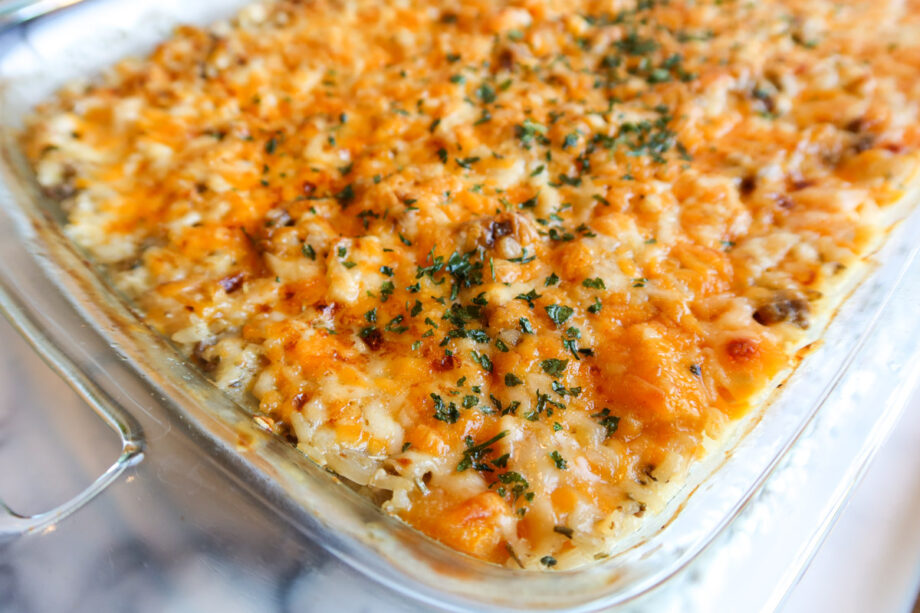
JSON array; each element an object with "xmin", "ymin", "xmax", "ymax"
[{"xmin": 22, "ymin": 0, "xmax": 920, "ymax": 568}]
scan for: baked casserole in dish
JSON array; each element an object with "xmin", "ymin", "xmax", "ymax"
[{"xmin": 15, "ymin": 0, "xmax": 920, "ymax": 577}]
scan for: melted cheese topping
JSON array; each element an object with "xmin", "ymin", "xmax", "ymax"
[{"xmin": 23, "ymin": 0, "xmax": 920, "ymax": 568}]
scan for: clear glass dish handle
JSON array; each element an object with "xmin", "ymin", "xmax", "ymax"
[
  {"xmin": 0, "ymin": 282, "xmax": 145, "ymax": 540},
  {"xmin": 0, "ymin": 0, "xmax": 87, "ymax": 30}
]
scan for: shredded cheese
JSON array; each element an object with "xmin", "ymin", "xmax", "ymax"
[{"xmin": 22, "ymin": 0, "xmax": 920, "ymax": 569}]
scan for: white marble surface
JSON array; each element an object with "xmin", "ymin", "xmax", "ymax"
[{"xmin": 781, "ymin": 386, "xmax": 920, "ymax": 613}]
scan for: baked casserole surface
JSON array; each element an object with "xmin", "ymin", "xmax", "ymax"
[{"xmin": 22, "ymin": 0, "xmax": 920, "ymax": 568}]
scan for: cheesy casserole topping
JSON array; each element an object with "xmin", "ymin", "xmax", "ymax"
[{"xmin": 23, "ymin": 0, "xmax": 920, "ymax": 568}]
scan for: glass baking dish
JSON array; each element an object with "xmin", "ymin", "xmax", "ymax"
[{"xmin": 1, "ymin": 1, "xmax": 919, "ymax": 610}]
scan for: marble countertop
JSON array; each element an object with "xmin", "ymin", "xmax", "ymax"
[{"xmin": 784, "ymin": 391, "xmax": 920, "ymax": 613}]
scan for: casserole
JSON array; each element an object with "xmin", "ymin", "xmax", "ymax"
[{"xmin": 2, "ymin": 0, "xmax": 920, "ymax": 610}]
